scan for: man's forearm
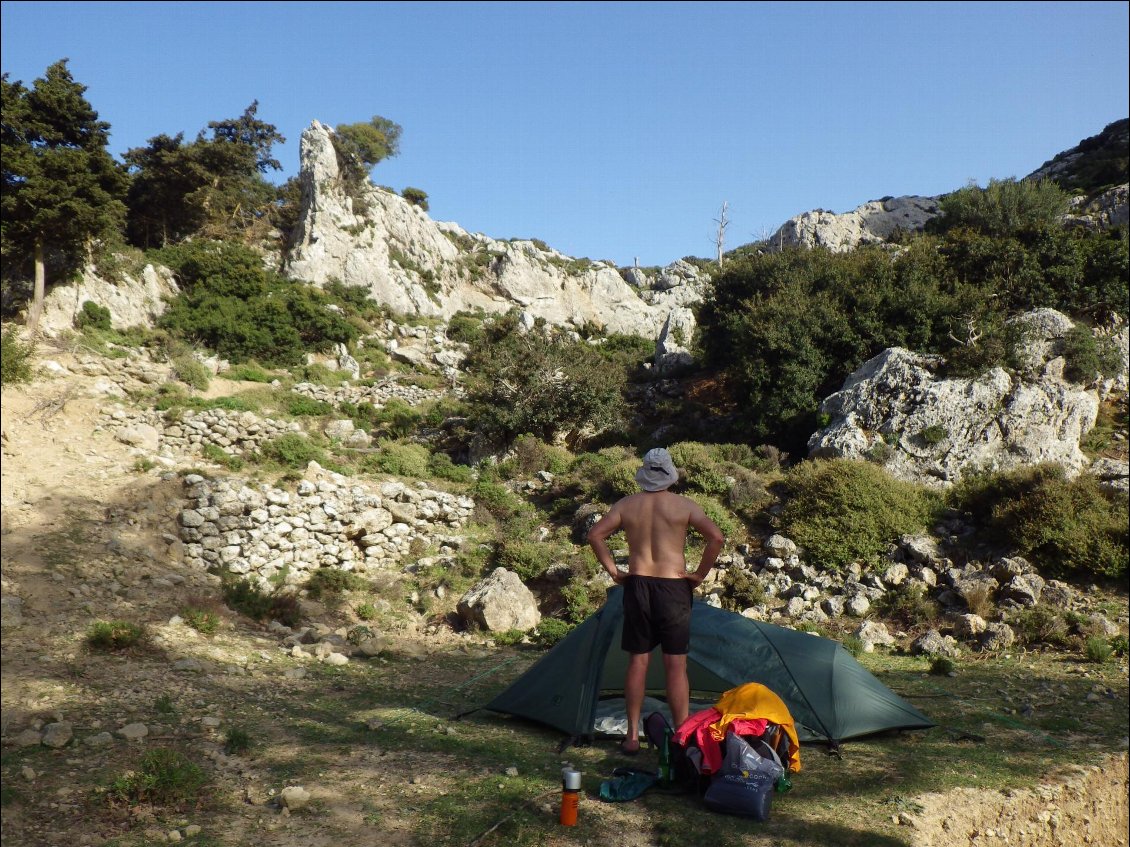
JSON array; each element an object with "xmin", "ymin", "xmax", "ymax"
[
  {"xmin": 693, "ymin": 538, "xmax": 725, "ymax": 578},
  {"xmin": 589, "ymin": 537, "xmax": 619, "ymax": 579}
]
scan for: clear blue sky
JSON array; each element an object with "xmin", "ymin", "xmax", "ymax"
[{"xmin": 2, "ymin": 1, "xmax": 1127, "ymax": 267}]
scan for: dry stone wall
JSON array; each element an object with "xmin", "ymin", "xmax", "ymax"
[{"xmin": 177, "ymin": 471, "xmax": 474, "ymax": 586}]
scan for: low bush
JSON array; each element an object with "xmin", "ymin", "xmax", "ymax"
[
  {"xmin": 172, "ymin": 354, "xmax": 211, "ymax": 391},
  {"xmin": 427, "ymin": 452, "xmax": 475, "ymax": 483},
  {"xmin": 362, "ymin": 440, "xmax": 430, "ymax": 478},
  {"xmin": 1, "ymin": 328, "xmax": 34, "ymax": 385},
  {"xmin": 75, "ymin": 300, "xmax": 112, "ymax": 331},
  {"xmin": 951, "ymin": 464, "xmax": 1128, "ymax": 580},
  {"xmin": 560, "ymin": 448, "xmax": 639, "ymax": 503},
  {"xmin": 1010, "ymin": 605, "xmax": 1070, "ymax": 647},
  {"xmin": 1084, "ymin": 636, "xmax": 1113, "ymax": 664},
  {"xmin": 873, "ymin": 583, "xmax": 938, "ymax": 629},
  {"xmin": 181, "ymin": 607, "xmax": 220, "ymax": 635},
  {"xmin": 532, "ymin": 617, "xmax": 573, "ymax": 647},
  {"xmin": 200, "ymin": 443, "xmax": 244, "ymax": 471},
  {"xmin": 286, "ymin": 394, "xmax": 334, "ymax": 418},
  {"xmin": 780, "ymin": 459, "xmax": 940, "ymax": 572},
  {"xmin": 305, "ymin": 568, "xmax": 369, "ymax": 602},
  {"xmin": 1060, "ymin": 324, "xmax": 1124, "ymax": 384},
  {"xmin": 495, "ymin": 538, "xmax": 555, "ymax": 581},
  {"xmin": 225, "ymin": 362, "xmax": 275, "ymax": 382},
  {"xmin": 223, "ymin": 727, "xmax": 252, "ymax": 755},
  {"xmin": 221, "ymin": 576, "xmax": 301, "ymax": 627},
  {"xmin": 107, "ymin": 748, "xmax": 209, "ymax": 809},
  {"xmin": 87, "ymin": 620, "xmax": 145, "ymax": 650},
  {"xmin": 929, "ymin": 657, "xmax": 956, "ymax": 676},
  {"xmin": 156, "ymin": 241, "xmax": 359, "ymax": 367},
  {"xmin": 258, "ymin": 433, "xmax": 327, "ymax": 469},
  {"xmin": 720, "ymin": 567, "xmax": 766, "ymax": 611}
]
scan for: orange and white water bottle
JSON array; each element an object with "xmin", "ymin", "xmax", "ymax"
[{"xmin": 560, "ymin": 767, "xmax": 581, "ymax": 826}]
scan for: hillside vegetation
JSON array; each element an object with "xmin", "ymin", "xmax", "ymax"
[{"xmin": 1, "ymin": 59, "xmax": 1127, "ymax": 847}]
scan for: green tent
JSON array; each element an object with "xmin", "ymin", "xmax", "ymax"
[{"xmin": 483, "ymin": 586, "xmax": 934, "ymax": 745}]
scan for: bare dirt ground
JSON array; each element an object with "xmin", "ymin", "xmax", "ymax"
[{"xmin": 1, "ymin": 347, "xmax": 1127, "ymax": 847}]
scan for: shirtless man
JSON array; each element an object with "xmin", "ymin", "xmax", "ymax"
[{"xmin": 587, "ymin": 447, "xmax": 726, "ymax": 754}]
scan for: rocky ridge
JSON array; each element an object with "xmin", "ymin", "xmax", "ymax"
[{"xmin": 283, "ymin": 120, "xmax": 705, "ymax": 340}]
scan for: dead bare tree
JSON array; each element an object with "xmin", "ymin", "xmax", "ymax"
[
  {"xmin": 714, "ymin": 201, "xmax": 730, "ymax": 269},
  {"xmin": 948, "ymin": 315, "xmax": 984, "ymax": 347}
]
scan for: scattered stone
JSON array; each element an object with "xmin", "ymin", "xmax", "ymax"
[
  {"xmin": 280, "ymin": 785, "xmax": 311, "ymax": 810},
  {"xmin": 41, "ymin": 722, "xmax": 73, "ymax": 748},
  {"xmin": 118, "ymin": 723, "xmax": 149, "ymax": 741}
]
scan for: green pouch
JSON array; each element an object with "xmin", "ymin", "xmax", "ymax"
[{"xmin": 598, "ymin": 767, "xmax": 660, "ymax": 802}]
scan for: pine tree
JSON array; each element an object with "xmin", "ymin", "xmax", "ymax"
[{"xmin": 1, "ymin": 60, "xmax": 128, "ymax": 331}]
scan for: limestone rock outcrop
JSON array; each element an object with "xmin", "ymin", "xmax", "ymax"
[
  {"xmin": 807, "ymin": 309, "xmax": 1125, "ymax": 487},
  {"xmin": 284, "ymin": 120, "xmax": 702, "ymax": 339},
  {"xmin": 765, "ymin": 196, "xmax": 941, "ymax": 254},
  {"xmin": 38, "ymin": 263, "xmax": 179, "ymax": 337}
]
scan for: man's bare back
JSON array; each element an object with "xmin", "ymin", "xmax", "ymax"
[{"xmin": 588, "ymin": 489, "xmax": 725, "ymax": 584}]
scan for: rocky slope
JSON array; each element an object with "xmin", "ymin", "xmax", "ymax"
[{"xmin": 283, "ymin": 120, "xmax": 704, "ymax": 340}]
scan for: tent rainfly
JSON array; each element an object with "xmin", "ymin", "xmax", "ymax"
[{"xmin": 481, "ymin": 586, "xmax": 935, "ymax": 745}]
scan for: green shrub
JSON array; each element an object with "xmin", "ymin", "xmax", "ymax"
[
  {"xmin": 182, "ymin": 607, "xmax": 219, "ymax": 635},
  {"xmin": 470, "ymin": 479, "xmax": 528, "ymax": 522},
  {"xmin": 532, "ymin": 618, "xmax": 573, "ymax": 647},
  {"xmin": 669, "ymin": 442, "xmax": 732, "ymax": 498},
  {"xmin": 873, "ymin": 583, "xmax": 938, "ymax": 629},
  {"xmin": 286, "ymin": 394, "xmax": 334, "ymax": 417},
  {"xmin": 780, "ymin": 460, "xmax": 939, "ymax": 572},
  {"xmin": 1084, "ymin": 636, "xmax": 1113, "ymax": 664},
  {"xmin": 460, "ymin": 314, "xmax": 631, "ymax": 449},
  {"xmin": 1011, "ymin": 605, "xmax": 1070, "ymax": 647},
  {"xmin": 930, "ymin": 178, "xmax": 1071, "ymax": 237},
  {"xmin": 1, "ymin": 328, "xmax": 34, "ymax": 385},
  {"xmin": 446, "ymin": 311, "xmax": 485, "ymax": 344},
  {"xmin": 225, "ymin": 362, "xmax": 275, "ymax": 382},
  {"xmin": 200, "ymin": 443, "xmax": 244, "ymax": 471},
  {"xmin": 75, "ymin": 300, "xmax": 112, "ymax": 331},
  {"xmin": 502, "ymin": 435, "xmax": 573, "ymax": 478},
  {"xmin": 491, "ymin": 629, "xmax": 526, "ymax": 646},
  {"xmin": 918, "ymin": 425, "xmax": 948, "ymax": 446},
  {"xmin": 401, "ymin": 186, "xmax": 429, "ymax": 210},
  {"xmin": 563, "ymin": 448, "xmax": 640, "ymax": 502},
  {"xmin": 951, "ymin": 464, "xmax": 1128, "ymax": 579},
  {"xmin": 172, "ymin": 354, "xmax": 211, "ymax": 391},
  {"xmin": 223, "ymin": 727, "xmax": 252, "ymax": 755},
  {"xmin": 559, "ymin": 574, "xmax": 605, "ymax": 623},
  {"xmin": 220, "ymin": 576, "xmax": 301, "ymax": 627},
  {"xmin": 495, "ymin": 538, "xmax": 553, "ymax": 581},
  {"xmin": 929, "ymin": 657, "xmax": 956, "ymax": 676},
  {"xmin": 1060, "ymin": 324, "xmax": 1124, "ymax": 384},
  {"xmin": 258, "ymin": 433, "xmax": 326, "ymax": 469},
  {"xmin": 305, "ymin": 568, "xmax": 368, "ymax": 603},
  {"xmin": 367, "ymin": 399, "xmax": 423, "ymax": 439},
  {"xmin": 156, "ymin": 241, "xmax": 358, "ymax": 367},
  {"xmin": 427, "ymin": 452, "xmax": 475, "ymax": 483},
  {"xmin": 107, "ymin": 748, "xmax": 208, "ymax": 809},
  {"xmin": 86, "ymin": 620, "xmax": 145, "ymax": 650},
  {"xmin": 1110, "ymin": 634, "xmax": 1129, "ymax": 657},
  {"xmin": 291, "ymin": 361, "xmax": 353, "ymax": 387},
  {"xmin": 720, "ymin": 567, "xmax": 766, "ymax": 611},
  {"xmin": 154, "ymin": 694, "xmax": 176, "ymax": 715},
  {"xmin": 362, "ymin": 441, "xmax": 430, "ymax": 478},
  {"xmin": 355, "ymin": 602, "xmax": 377, "ymax": 621},
  {"xmin": 840, "ymin": 635, "xmax": 864, "ymax": 658}
]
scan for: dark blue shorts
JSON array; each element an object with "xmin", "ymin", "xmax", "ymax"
[{"xmin": 621, "ymin": 575, "xmax": 693, "ymax": 655}]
